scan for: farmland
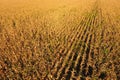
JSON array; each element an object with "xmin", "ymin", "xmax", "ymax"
[{"xmin": 0, "ymin": 0, "xmax": 120, "ymax": 80}]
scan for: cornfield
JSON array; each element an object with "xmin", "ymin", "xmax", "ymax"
[{"xmin": 0, "ymin": 0, "xmax": 120, "ymax": 80}]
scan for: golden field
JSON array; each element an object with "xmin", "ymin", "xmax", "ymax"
[{"xmin": 0, "ymin": 0, "xmax": 120, "ymax": 80}]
